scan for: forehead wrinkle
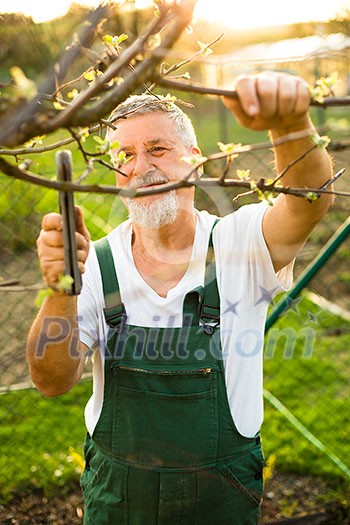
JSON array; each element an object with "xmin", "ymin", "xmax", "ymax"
[{"xmin": 115, "ymin": 137, "xmax": 175, "ymax": 153}]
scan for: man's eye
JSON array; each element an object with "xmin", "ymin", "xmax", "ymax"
[
  {"xmin": 123, "ymin": 152, "xmax": 134, "ymax": 159},
  {"xmin": 115, "ymin": 151, "xmax": 133, "ymax": 168},
  {"xmin": 150, "ymin": 146, "xmax": 167, "ymax": 154}
]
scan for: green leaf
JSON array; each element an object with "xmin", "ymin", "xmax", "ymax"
[
  {"xmin": 24, "ymin": 135, "xmax": 46, "ymax": 148},
  {"xmin": 309, "ymin": 134, "xmax": 331, "ymax": 149},
  {"xmin": 116, "ymin": 151, "xmax": 128, "ymax": 165},
  {"xmin": 53, "ymin": 101, "xmax": 64, "ymax": 110},
  {"xmin": 103, "ymin": 33, "xmax": 128, "ymax": 50},
  {"xmin": 217, "ymin": 141, "xmax": 241, "ymax": 154},
  {"xmin": 78, "ymin": 128, "xmax": 90, "ymax": 142},
  {"xmin": 67, "ymin": 88, "xmax": 79, "ymax": 100},
  {"xmin": 236, "ymin": 169, "xmax": 251, "ymax": 181},
  {"xmin": 9, "ymin": 66, "xmax": 37, "ymax": 99},
  {"xmin": 102, "ymin": 35, "xmax": 114, "ymax": 44},
  {"xmin": 93, "ymin": 136, "xmax": 109, "ymax": 154},
  {"xmin": 57, "ymin": 275, "xmax": 74, "ymax": 293},
  {"xmin": 35, "ymin": 288, "xmax": 53, "ymax": 308},
  {"xmin": 197, "ymin": 40, "xmax": 214, "ymax": 57},
  {"xmin": 114, "ymin": 33, "xmax": 128, "ymax": 45},
  {"xmin": 309, "ymin": 72, "xmax": 339, "ymax": 103},
  {"xmin": 306, "ymin": 192, "xmax": 319, "ymax": 201},
  {"xmin": 83, "ymin": 70, "xmax": 96, "ymax": 82},
  {"xmin": 182, "ymin": 153, "xmax": 207, "ymax": 166},
  {"xmin": 93, "ymin": 136, "xmax": 105, "ymax": 145}
]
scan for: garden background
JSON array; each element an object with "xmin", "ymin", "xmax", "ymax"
[{"xmin": 0, "ymin": 4, "xmax": 349, "ymax": 523}]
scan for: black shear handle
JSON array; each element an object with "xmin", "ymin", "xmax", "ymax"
[{"xmin": 56, "ymin": 150, "xmax": 82, "ymax": 295}]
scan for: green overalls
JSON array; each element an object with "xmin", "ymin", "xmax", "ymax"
[{"xmin": 81, "ymin": 228, "xmax": 264, "ymax": 525}]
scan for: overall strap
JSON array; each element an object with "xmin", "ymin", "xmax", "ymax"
[
  {"xmin": 200, "ymin": 218, "xmax": 220, "ymax": 327},
  {"xmin": 182, "ymin": 218, "xmax": 221, "ymax": 328},
  {"xmin": 94, "ymin": 237, "xmax": 126, "ymax": 332}
]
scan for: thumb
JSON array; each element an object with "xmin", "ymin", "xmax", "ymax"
[{"xmin": 74, "ymin": 206, "xmax": 90, "ymax": 242}]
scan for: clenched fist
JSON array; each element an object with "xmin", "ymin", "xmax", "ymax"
[
  {"xmin": 36, "ymin": 206, "xmax": 90, "ymax": 289},
  {"xmin": 223, "ymin": 71, "xmax": 311, "ymax": 133}
]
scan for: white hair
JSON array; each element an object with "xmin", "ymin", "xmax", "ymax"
[{"xmin": 106, "ymin": 94, "xmax": 198, "ymax": 148}]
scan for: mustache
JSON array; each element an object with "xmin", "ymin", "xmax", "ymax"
[{"xmin": 127, "ymin": 173, "xmax": 169, "ymax": 189}]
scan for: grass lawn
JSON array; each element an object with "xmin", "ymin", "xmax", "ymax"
[
  {"xmin": 263, "ymin": 295, "xmax": 350, "ymax": 480},
  {"xmin": 0, "ymin": 295, "xmax": 349, "ymax": 504}
]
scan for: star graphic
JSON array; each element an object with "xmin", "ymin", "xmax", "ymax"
[
  {"xmin": 223, "ymin": 300, "xmax": 240, "ymax": 315},
  {"xmin": 282, "ymin": 295, "xmax": 303, "ymax": 316},
  {"xmin": 307, "ymin": 310, "xmax": 319, "ymax": 324},
  {"xmin": 255, "ymin": 285, "xmax": 280, "ymax": 306}
]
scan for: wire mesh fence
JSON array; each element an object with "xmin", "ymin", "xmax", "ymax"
[
  {"xmin": 0, "ymin": 110, "xmax": 349, "ymax": 511},
  {"xmin": 0, "ymin": 143, "xmax": 348, "ymax": 387}
]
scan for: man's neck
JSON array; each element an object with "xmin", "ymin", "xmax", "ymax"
[
  {"xmin": 131, "ymin": 208, "xmax": 196, "ymax": 254},
  {"xmin": 130, "ymin": 208, "xmax": 197, "ymax": 297}
]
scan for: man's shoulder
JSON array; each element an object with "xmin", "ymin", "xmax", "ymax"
[
  {"xmin": 94, "ymin": 219, "xmax": 130, "ymax": 246},
  {"xmin": 218, "ymin": 202, "xmax": 268, "ymax": 227}
]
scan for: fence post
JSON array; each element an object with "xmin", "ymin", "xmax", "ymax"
[{"xmin": 265, "ymin": 216, "xmax": 350, "ymax": 331}]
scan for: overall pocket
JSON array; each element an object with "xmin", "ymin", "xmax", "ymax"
[
  {"xmin": 81, "ymin": 440, "xmax": 128, "ymax": 525},
  {"xmin": 218, "ymin": 445, "xmax": 265, "ymax": 507},
  {"xmin": 196, "ymin": 445, "xmax": 264, "ymax": 525},
  {"xmin": 112, "ymin": 366, "xmax": 218, "ymax": 468}
]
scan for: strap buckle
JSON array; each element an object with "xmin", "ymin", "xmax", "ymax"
[
  {"xmin": 104, "ymin": 303, "xmax": 127, "ymax": 333},
  {"xmin": 199, "ymin": 301, "xmax": 220, "ymax": 333}
]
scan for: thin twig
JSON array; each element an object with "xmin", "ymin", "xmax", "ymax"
[
  {"xmin": 232, "ymin": 189, "xmax": 255, "ymax": 203},
  {"xmin": 0, "ymin": 155, "xmax": 347, "ymax": 199},
  {"xmin": 47, "ymin": 11, "xmax": 172, "ymax": 131},
  {"xmin": 320, "ymin": 168, "xmax": 346, "ymax": 190},
  {"xmin": 148, "ymin": 33, "xmax": 224, "ymax": 91},
  {"xmin": 155, "ymin": 77, "xmax": 350, "ymax": 107},
  {"xmin": 0, "ymin": 6, "xmax": 108, "ymax": 148},
  {"xmin": 0, "ymin": 283, "xmax": 44, "ymax": 292},
  {"xmin": 272, "ymin": 144, "xmax": 318, "ymax": 185}
]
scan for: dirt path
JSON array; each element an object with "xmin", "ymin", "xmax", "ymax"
[{"xmin": 0, "ymin": 473, "xmax": 348, "ymax": 525}]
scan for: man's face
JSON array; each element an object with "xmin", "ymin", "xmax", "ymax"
[{"xmin": 109, "ymin": 112, "xmax": 199, "ymax": 218}]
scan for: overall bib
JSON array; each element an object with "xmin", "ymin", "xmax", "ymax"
[{"xmin": 81, "ymin": 230, "xmax": 264, "ymax": 525}]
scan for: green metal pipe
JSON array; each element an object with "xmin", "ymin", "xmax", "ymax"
[{"xmin": 265, "ymin": 216, "xmax": 350, "ymax": 331}]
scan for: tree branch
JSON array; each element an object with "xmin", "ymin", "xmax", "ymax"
[
  {"xmin": 0, "ymin": 155, "xmax": 347, "ymax": 200},
  {"xmin": 0, "ymin": 6, "xmax": 108, "ymax": 147},
  {"xmin": 0, "ymin": 1, "xmax": 198, "ymax": 147},
  {"xmin": 155, "ymin": 77, "xmax": 350, "ymax": 107}
]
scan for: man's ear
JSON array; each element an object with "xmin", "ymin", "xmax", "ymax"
[{"xmin": 192, "ymin": 146, "xmax": 204, "ymax": 177}]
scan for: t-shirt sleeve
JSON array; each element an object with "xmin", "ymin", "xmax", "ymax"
[
  {"xmin": 214, "ymin": 201, "xmax": 294, "ymax": 304},
  {"xmin": 77, "ymin": 245, "xmax": 103, "ymax": 351}
]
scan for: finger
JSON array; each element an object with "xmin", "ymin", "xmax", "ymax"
[
  {"xmin": 78, "ymin": 261, "xmax": 86, "ymax": 274},
  {"xmin": 75, "ymin": 206, "xmax": 90, "ymax": 242},
  {"xmin": 40, "ymin": 246, "xmax": 87, "ymax": 264},
  {"xmin": 76, "ymin": 231, "xmax": 89, "ymax": 251},
  {"xmin": 277, "ymin": 75, "xmax": 298, "ymax": 117},
  {"xmin": 40, "ymin": 260, "xmax": 66, "ymax": 286},
  {"xmin": 256, "ymin": 74, "xmax": 278, "ymax": 117},
  {"xmin": 233, "ymin": 76, "xmax": 260, "ymax": 117},
  {"xmin": 39, "ymin": 249, "xmax": 65, "ymax": 263},
  {"xmin": 42, "ymin": 213, "xmax": 63, "ymax": 232},
  {"xmin": 294, "ymin": 79, "xmax": 310, "ymax": 115},
  {"xmin": 38, "ymin": 229, "xmax": 64, "ymax": 248}
]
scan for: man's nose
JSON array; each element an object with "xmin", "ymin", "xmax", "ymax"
[{"xmin": 132, "ymin": 150, "xmax": 155, "ymax": 177}]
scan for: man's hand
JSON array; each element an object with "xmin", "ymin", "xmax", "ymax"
[
  {"xmin": 222, "ymin": 72, "xmax": 333, "ymax": 273},
  {"xmin": 36, "ymin": 206, "xmax": 90, "ymax": 289},
  {"xmin": 223, "ymin": 71, "xmax": 311, "ymax": 133}
]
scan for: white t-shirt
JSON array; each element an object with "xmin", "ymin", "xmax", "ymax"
[{"xmin": 78, "ymin": 203, "xmax": 293, "ymax": 438}]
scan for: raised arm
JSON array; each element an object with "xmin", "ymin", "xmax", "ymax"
[
  {"xmin": 26, "ymin": 207, "xmax": 90, "ymax": 396},
  {"xmin": 223, "ymin": 71, "xmax": 334, "ymax": 272}
]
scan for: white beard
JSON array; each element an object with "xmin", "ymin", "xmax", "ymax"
[{"xmin": 127, "ymin": 189, "xmax": 179, "ymax": 228}]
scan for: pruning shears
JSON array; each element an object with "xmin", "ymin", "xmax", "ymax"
[{"xmin": 56, "ymin": 150, "xmax": 82, "ymax": 296}]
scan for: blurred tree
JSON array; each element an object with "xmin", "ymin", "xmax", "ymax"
[{"xmin": 328, "ymin": 8, "xmax": 350, "ymax": 33}]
